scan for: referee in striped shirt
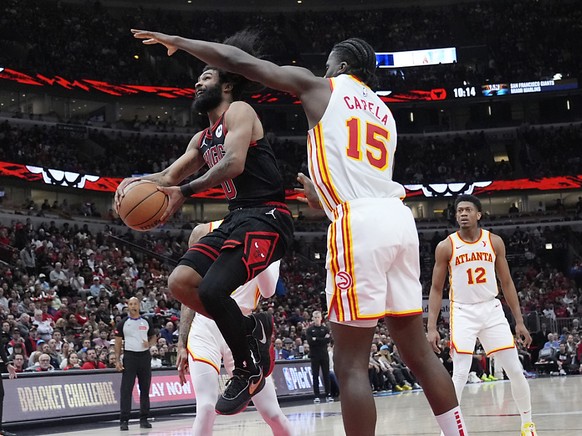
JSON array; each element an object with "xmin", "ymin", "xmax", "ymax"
[{"xmin": 115, "ymin": 297, "xmax": 157, "ymax": 431}]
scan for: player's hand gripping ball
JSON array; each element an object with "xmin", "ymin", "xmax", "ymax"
[{"xmin": 116, "ymin": 180, "xmax": 168, "ymax": 231}]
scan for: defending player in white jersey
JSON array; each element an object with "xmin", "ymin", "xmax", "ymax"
[
  {"xmin": 176, "ymin": 221, "xmax": 292, "ymax": 436},
  {"xmin": 427, "ymin": 195, "xmax": 537, "ymax": 436},
  {"xmin": 132, "ymin": 28, "xmax": 467, "ymax": 436}
]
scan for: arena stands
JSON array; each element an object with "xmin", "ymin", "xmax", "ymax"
[
  {"xmin": 1, "ymin": 1, "xmax": 581, "ymax": 413},
  {"xmin": 1, "ymin": 0, "xmax": 580, "ymax": 89}
]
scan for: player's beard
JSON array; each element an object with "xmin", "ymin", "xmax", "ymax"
[{"xmin": 193, "ymin": 83, "xmax": 223, "ymax": 114}]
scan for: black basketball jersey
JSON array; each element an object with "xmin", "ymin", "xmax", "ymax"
[{"xmin": 198, "ymin": 111, "xmax": 285, "ymax": 210}]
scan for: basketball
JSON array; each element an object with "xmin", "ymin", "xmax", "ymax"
[{"xmin": 116, "ymin": 180, "xmax": 168, "ymax": 231}]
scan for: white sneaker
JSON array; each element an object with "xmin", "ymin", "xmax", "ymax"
[
  {"xmin": 313, "ymin": 397, "xmax": 321, "ymax": 404},
  {"xmin": 326, "ymin": 396, "xmax": 334, "ymax": 403},
  {"xmin": 467, "ymin": 372, "xmax": 482, "ymax": 383}
]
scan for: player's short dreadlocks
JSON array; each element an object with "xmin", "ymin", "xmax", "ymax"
[{"xmin": 332, "ymin": 38, "xmax": 378, "ymax": 89}]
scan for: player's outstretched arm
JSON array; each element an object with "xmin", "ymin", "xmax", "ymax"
[
  {"xmin": 427, "ymin": 239, "xmax": 451, "ymax": 352},
  {"xmin": 492, "ymin": 234, "xmax": 532, "ymax": 348},
  {"xmin": 131, "ymin": 29, "xmax": 321, "ymax": 97}
]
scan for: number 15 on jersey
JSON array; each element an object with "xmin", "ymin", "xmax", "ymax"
[{"xmin": 345, "ymin": 118, "xmax": 390, "ymax": 171}]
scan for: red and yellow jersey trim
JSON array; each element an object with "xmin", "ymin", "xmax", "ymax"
[
  {"xmin": 486, "ymin": 343, "xmax": 515, "ymax": 356},
  {"xmin": 456, "ymin": 229, "xmax": 483, "ymax": 245},
  {"xmin": 308, "ymin": 123, "xmax": 343, "ymax": 212},
  {"xmin": 187, "ymin": 347, "xmax": 220, "ymax": 374},
  {"xmin": 488, "ymin": 231, "xmax": 496, "ymax": 256}
]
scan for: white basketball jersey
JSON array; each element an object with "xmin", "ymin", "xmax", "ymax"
[
  {"xmin": 448, "ymin": 229, "xmax": 498, "ymax": 304},
  {"xmin": 307, "ymin": 74, "xmax": 405, "ymax": 220}
]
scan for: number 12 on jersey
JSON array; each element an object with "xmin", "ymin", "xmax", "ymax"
[
  {"xmin": 466, "ymin": 267, "xmax": 487, "ymax": 285},
  {"xmin": 345, "ymin": 118, "xmax": 390, "ymax": 171}
]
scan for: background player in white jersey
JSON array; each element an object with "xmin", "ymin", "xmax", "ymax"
[
  {"xmin": 176, "ymin": 221, "xmax": 291, "ymax": 436},
  {"xmin": 427, "ymin": 194, "xmax": 537, "ymax": 436},
  {"xmin": 131, "ymin": 29, "xmax": 467, "ymax": 436}
]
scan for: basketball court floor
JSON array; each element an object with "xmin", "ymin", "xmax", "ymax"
[{"xmin": 11, "ymin": 376, "xmax": 582, "ymax": 435}]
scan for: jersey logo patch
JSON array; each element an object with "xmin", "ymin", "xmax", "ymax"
[
  {"xmin": 335, "ymin": 271, "xmax": 353, "ymax": 290},
  {"xmin": 482, "ymin": 241, "xmax": 487, "ymax": 247},
  {"xmin": 216, "ymin": 125, "xmax": 223, "ymax": 138},
  {"xmin": 243, "ymin": 232, "xmax": 279, "ymax": 280},
  {"xmin": 265, "ymin": 208, "xmax": 277, "ymax": 219}
]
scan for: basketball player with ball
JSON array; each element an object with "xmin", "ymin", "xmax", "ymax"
[
  {"xmin": 131, "ymin": 27, "xmax": 467, "ymax": 436},
  {"xmin": 115, "ymin": 31, "xmax": 294, "ymax": 415}
]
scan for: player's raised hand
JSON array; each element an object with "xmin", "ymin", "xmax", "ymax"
[
  {"xmin": 295, "ymin": 172, "xmax": 323, "ymax": 210},
  {"xmin": 131, "ymin": 29, "xmax": 178, "ymax": 56}
]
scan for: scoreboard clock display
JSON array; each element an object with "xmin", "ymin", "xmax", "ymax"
[{"xmin": 452, "ymin": 86, "xmax": 477, "ymax": 98}]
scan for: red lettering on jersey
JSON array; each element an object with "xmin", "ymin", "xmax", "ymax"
[
  {"xmin": 343, "ymin": 95, "xmax": 389, "ymax": 126},
  {"xmin": 344, "ymin": 96, "xmax": 354, "ymax": 109},
  {"xmin": 455, "ymin": 252, "xmax": 493, "ymax": 265}
]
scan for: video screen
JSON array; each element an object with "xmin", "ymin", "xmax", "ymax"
[{"xmin": 481, "ymin": 83, "xmax": 510, "ymax": 97}]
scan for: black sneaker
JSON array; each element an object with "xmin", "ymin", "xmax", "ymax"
[
  {"xmin": 0, "ymin": 430, "xmax": 16, "ymax": 436},
  {"xmin": 248, "ymin": 312, "xmax": 275, "ymax": 376},
  {"xmin": 120, "ymin": 421, "xmax": 129, "ymax": 431},
  {"xmin": 215, "ymin": 367, "xmax": 265, "ymax": 415},
  {"xmin": 140, "ymin": 419, "xmax": 152, "ymax": 429}
]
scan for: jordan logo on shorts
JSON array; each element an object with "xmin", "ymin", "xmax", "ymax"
[{"xmin": 265, "ymin": 208, "xmax": 277, "ymax": 219}]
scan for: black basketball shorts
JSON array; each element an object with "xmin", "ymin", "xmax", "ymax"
[{"xmin": 178, "ymin": 202, "xmax": 294, "ymax": 282}]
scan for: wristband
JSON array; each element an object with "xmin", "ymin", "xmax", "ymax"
[{"xmin": 180, "ymin": 183, "xmax": 195, "ymax": 197}]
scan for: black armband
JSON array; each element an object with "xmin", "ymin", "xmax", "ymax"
[{"xmin": 180, "ymin": 183, "xmax": 195, "ymax": 198}]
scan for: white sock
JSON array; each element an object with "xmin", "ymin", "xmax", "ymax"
[
  {"xmin": 435, "ymin": 406, "xmax": 468, "ymax": 436},
  {"xmin": 493, "ymin": 348, "xmax": 533, "ymax": 426},
  {"xmin": 520, "ymin": 409, "xmax": 533, "ymax": 426}
]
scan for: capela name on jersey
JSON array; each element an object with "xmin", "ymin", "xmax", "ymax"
[{"xmin": 343, "ymin": 95, "xmax": 389, "ymax": 126}]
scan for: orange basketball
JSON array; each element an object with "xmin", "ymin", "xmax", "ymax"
[{"xmin": 117, "ymin": 180, "xmax": 168, "ymax": 231}]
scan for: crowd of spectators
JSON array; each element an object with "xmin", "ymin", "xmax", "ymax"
[
  {"xmin": 1, "ymin": 0, "xmax": 580, "ymax": 91},
  {"xmin": 1, "ymin": 0, "xmax": 582, "ymax": 408},
  {"xmin": 3, "ymin": 119, "xmax": 582, "ymax": 186},
  {"xmin": 1, "ymin": 209, "xmax": 580, "ymax": 384}
]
